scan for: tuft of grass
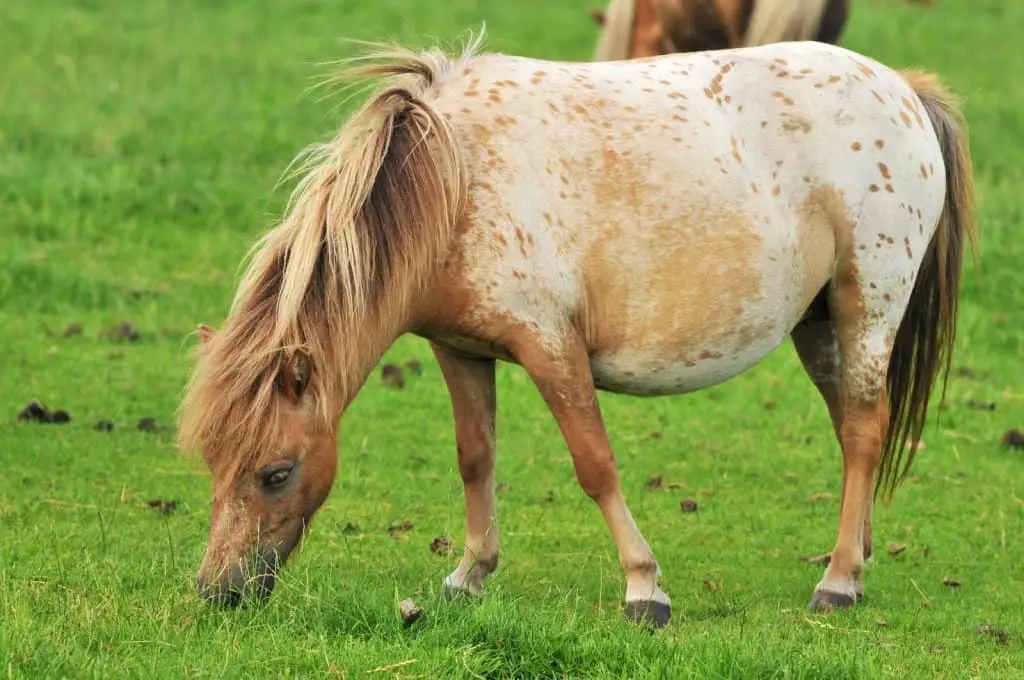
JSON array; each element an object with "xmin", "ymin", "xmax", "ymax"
[{"xmin": 1, "ymin": 0, "xmax": 1022, "ymax": 677}]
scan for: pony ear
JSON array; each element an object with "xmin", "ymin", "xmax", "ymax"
[
  {"xmin": 280, "ymin": 350, "xmax": 311, "ymax": 402},
  {"xmin": 196, "ymin": 323, "xmax": 216, "ymax": 345},
  {"xmin": 590, "ymin": 8, "xmax": 606, "ymax": 26},
  {"xmin": 194, "ymin": 324, "xmax": 216, "ymax": 355}
]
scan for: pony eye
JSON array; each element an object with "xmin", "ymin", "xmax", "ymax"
[{"xmin": 259, "ymin": 463, "xmax": 294, "ymax": 490}]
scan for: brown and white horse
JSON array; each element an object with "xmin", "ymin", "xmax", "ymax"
[
  {"xmin": 179, "ymin": 31, "xmax": 975, "ymax": 628},
  {"xmin": 591, "ymin": 0, "xmax": 849, "ymax": 60}
]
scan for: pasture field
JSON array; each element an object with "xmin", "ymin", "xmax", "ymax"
[{"xmin": 1, "ymin": 0, "xmax": 1022, "ymax": 677}]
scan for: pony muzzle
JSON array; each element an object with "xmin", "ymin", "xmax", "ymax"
[{"xmin": 195, "ymin": 552, "xmax": 281, "ymax": 607}]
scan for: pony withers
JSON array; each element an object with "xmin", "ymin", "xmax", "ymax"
[
  {"xmin": 591, "ymin": 0, "xmax": 849, "ymax": 60},
  {"xmin": 179, "ymin": 31, "xmax": 975, "ymax": 628}
]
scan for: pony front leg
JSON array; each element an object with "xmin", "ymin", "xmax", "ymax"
[
  {"xmin": 513, "ymin": 333, "xmax": 671, "ymax": 628},
  {"xmin": 432, "ymin": 344, "xmax": 500, "ymax": 597}
]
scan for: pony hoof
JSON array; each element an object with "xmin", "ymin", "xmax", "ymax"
[
  {"xmin": 808, "ymin": 589, "xmax": 857, "ymax": 611},
  {"xmin": 440, "ymin": 584, "xmax": 478, "ymax": 602},
  {"xmin": 623, "ymin": 600, "xmax": 671, "ymax": 628}
]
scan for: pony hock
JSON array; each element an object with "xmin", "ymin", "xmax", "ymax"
[{"xmin": 179, "ymin": 31, "xmax": 975, "ymax": 627}]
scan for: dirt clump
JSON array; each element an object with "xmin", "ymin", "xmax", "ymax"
[
  {"xmin": 430, "ymin": 536, "xmax": 452, "ymax": 555},
  {"xmin": 399, "ymin": 599, "xmax": 422, "ymax": 626},
  {"xmin": 381, "ymin": 364, "xmax": 405, "ymax": 389},
  {"xmin": 644, "ymin": 475, "xmax": 663, "ymax": 490},
  {"xmin": 1001, "ymin": 429, "xmax": 1024, "ymax": 449},
  {"xmin": 146, "ymin": 499, "xmax": 178, "ymax": 515},
  {"xmin": 17, "ymin": 401, "xmax": 71, "ymax": 424},
  {"xmin": 103, "ymin": 321, "xmax": 140, "ymax": 342},
  {"xmin": 137, "ymin": 417, "xmax": 167, "ymax": 432},
  {"xmin": 975, "ymin": 623, "xmax": 1009, "ymax": 645},
  {"xmin": 887, "ymin": 543, "xmax": 907, "ymax": 557}
]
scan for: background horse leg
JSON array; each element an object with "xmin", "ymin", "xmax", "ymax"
[
  {"xmin": 432, "ymin": 344, "xmax": 500, "ymax": 597},
  {"xmin": 792, "ymin": 320, "xmax": 874, "ymax": 598},
  {"xmin": 815, "ymin": 0, "xmax": 849, "ymax": 45},
  {"xmin": 513, "ymin": 333, "xmax": 671, "ymax": 627}
]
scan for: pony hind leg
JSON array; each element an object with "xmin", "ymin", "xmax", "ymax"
[
  {"xmin": 432, "ymin": 344, "xmax": 500, "ymax": 597},
  {"xmin": 791, "ymin": 315, "xmax": 874, "ymax": 600},
  {"xmin": 805, "ymin": 249, "xmax": 910, "ymax": 610},
  {"xmin": 511, "ymin": 330, "xmax": 671, "ymax": 628}
]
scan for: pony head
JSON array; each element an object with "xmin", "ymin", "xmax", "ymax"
[{"xmin": 184, "ymin": 324, "xmax": 339, "ymax": 606}]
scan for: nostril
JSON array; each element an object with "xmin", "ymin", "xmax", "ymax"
[
  {"xmin": 195, "ymin": 575, "xmax": 243, "ymax": 608},
  {"xmin": 219, "ymin": 588, "xmax": 243, "ymax": 608}
]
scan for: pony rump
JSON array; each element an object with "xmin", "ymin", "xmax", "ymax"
[{"xmin": 178, "ymin": 36, "xmax": 474, "ymax": 475}]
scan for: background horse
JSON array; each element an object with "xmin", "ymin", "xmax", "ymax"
[
  {"xmin": 591, "ymin": 0, "xmax": 849, "ymax": 60},
  {"xmin": 180, "ymin": 32, "xmax": 974, "ymax": 628}
]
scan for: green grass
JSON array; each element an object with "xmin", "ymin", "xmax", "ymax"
[{"xmin": 2, "ymin": 0, "xmax": 1023, "ymax": 677}]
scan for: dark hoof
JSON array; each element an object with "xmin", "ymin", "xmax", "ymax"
[
  {"xmin": 808, "ymin": 589, "xmax": 857, "ymax": 611},
  {"xmin": 623, "ymin": 600, "xmax": 671, "ymax": 628}
]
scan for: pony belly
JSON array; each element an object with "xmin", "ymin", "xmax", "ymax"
[{"xmin": 589, "ymin": 332, "xmax": 786, "ymax": 396}]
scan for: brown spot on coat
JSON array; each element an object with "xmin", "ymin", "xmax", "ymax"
[
  {"xmin": 781, "ymin": 114, "xmax": 813, "ymax": 133},
  {"xmin": 854, "ymin": 61, "xmax": 877, "ymax": 79}
]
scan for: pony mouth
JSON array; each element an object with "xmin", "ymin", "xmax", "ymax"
[
  {"xmin": 196, "ymin": 548, "xmax": 286, "ymax": 607},
  {"xmin": 196, "ymin": 568, "xmax": 277, "ymax": 608}
]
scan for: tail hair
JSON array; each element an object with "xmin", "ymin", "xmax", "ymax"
[{"xmin": 877, "ymin": 71, "xmax": 977, "ymax": 500}]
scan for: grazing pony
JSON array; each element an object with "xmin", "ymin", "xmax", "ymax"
[
  {"xmin": 179, "ymin": 31, "xmax": 975, "ymax": 628},
  {"xmin": 592, "ymin": 0, "xmax": 849, "ymax": 60}
]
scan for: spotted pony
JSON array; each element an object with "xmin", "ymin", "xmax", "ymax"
[{"xmin": 180, "ymin": 32, "xmax": 975, "ymax": 628}]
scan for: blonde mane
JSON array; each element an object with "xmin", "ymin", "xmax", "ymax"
[
  {"xmin": 593, "ymin": 0, "xmax": 638, "ymax": 60},
  {"xmin": 178, "ymin": 35, "xmax": 477, "ymax": 474}
]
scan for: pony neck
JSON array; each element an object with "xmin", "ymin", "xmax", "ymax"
[{"xmin": 331, "ymin": 308, "xmax": 410, "ymax": 417}]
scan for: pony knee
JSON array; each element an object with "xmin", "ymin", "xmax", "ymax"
[
  {"xmin": 571, "ymin": 455, "xmax": 619, "ymax": 500},
  {"xmin": 456, "ymin": 443, "xmax": 494, "ymax": 484}
]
